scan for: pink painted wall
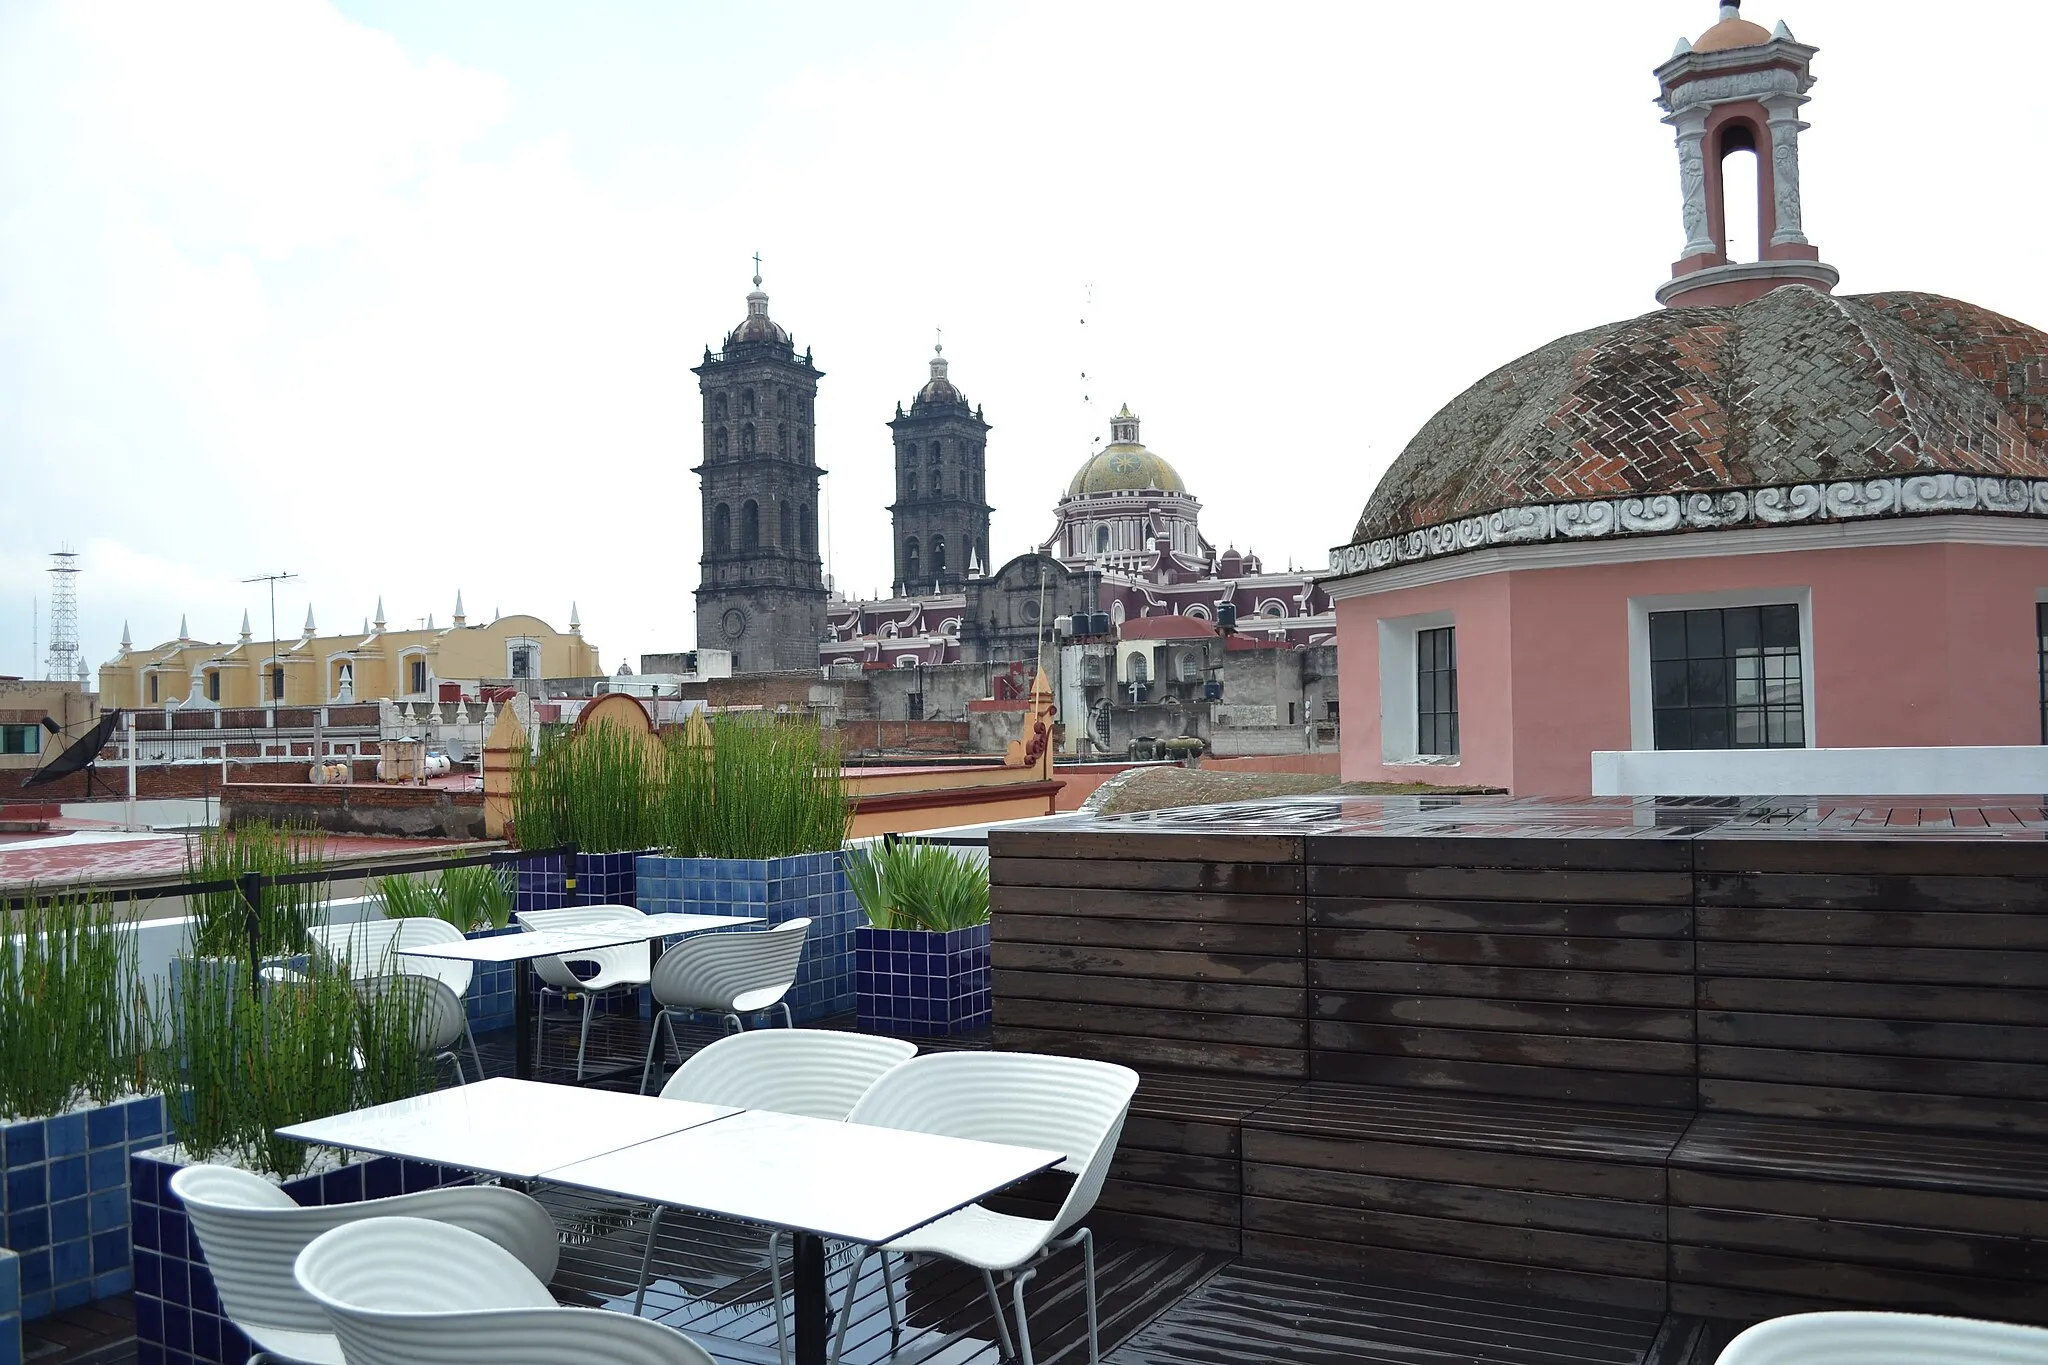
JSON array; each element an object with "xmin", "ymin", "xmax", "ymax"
[{"xmin": 1336, "ymin": 538, "xmax": 2048, "ymax": 794}]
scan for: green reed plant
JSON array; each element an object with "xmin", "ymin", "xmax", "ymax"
[
  {"xmin": 0, "ymin": 888, "xmax": 145, "ymax": 1122},
  {"xmin": 145, "ymin": 949, "xmax": 436, "ymax": 1181},
  {"xmin": 844, "ymin": 838, "xmax": 990, "ymax": 932},
  {"xmin": 659, "ymin": 715, "xmax": 853, "ymax": 859},
  {"xmin": 184, "ymin": 821, "xmax": 330, "ymax": 960},
  {"xmin": 511, "ymin": 723, "xmax": 664, "ymax": 854}
]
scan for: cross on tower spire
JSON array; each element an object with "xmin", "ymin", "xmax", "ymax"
[{"xmin": 752, "ymin": 252, "xmax": 762, "ymax": 287}]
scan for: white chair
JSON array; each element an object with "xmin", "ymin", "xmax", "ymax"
[
  {"xmin": 834, "ymin": 1051, "xmax": 1139, "ymax": 1365},
  {"xmin": 515, "ymin": 903, "xmax": 653, "ymax": 1079},
  {"xmin": 639, "ymin": 918, "xmax": 813, "ymax": 1092},
  {"xmin": 296, "ymin": 1215, "xmax": 714, "ymax": 1365},
  {"xmin": 1715, "ymin": 1311, "xmax": 2048, "ymax": 1363},
  {"xmin": 170, "ymin": 1164, "xmax": 559, "ymax": 1365},
  {"xmin": 309, "ymin": 916, "xmax": 486, "ymax": 1079},
  {"xmin": 356, "ymin": 972, "xmax": 477, "ymax": 1085},
  {"xmin": 630, "ymin": 1029, "xmax": 917, "ymax": 1361}
]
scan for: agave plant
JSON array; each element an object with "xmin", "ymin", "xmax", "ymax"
[
  {"xmin": 845, "ymin": 839, "xmax": 990, "ymax": 932},
  {"xmin": 373, "ymin": 865, "xmax": 512, "ymax": 933}
]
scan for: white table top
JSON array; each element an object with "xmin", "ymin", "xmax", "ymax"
[
  {"xmin": 276, "ymin": 1078, "xmax": 736, "ymax": 1180},
  {"xmin": 638, "ymin": 912, "xmax": 766, "ymax": 936},
  {"xmin": 396, "ymin": 926, "xmax": 655, "ymax": 963},
  {"xmin": 539, "ymin": 1109, "xmax": 1063, "ymax": 1245}
]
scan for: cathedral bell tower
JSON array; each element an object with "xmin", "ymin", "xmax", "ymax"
[
  {"xmin": 1654, "ymin": 2, "xmax": 1839, "ymax": 307},
  {"xmin": 692, "ymin": 265, "xmax": 827, "ymax": 672},
  {"xmin": 888, "ymin": 338, "xmax": 992, "ymax": 596}
]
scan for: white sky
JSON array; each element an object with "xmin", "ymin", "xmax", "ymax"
[{"xmin": 3, "ymin": 0, "xmax": 2044, "ymax": 679}]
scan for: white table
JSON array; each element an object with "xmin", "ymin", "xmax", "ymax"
[
  {"xmin": 276, "ymin": 1077, "xmax": 735, "ymax": 1180},
  {"xmin": 543, "ymin": 1109, "xmax": 1063, "ymax": 1365},
  {"xmin": 398, "ymin": 914, "xmax": 765, "ymax": 1080}
]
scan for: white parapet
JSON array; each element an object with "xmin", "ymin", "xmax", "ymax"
[{"xmin": 1592, "ymin": 746, "xmax": 2048, "ymax": 797}]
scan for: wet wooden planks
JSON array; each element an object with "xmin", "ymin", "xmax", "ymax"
[
  {"xmin": 1307, "ymin": 836, "xmax": 1696, "ymax": 1108},
  {"xmin": 1105, "ymin": 1262, "xmax": 1668, "ymax": 1365},
  {"xmin": 990, "ymin": 829, "xmax": 1309, "ymax": 1080},
  {"xmin": 1241, "ymin": 1084, "xmax": 1690, "ymax": 1312}
]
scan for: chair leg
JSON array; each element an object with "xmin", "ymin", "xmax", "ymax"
[
  {"xmin": 639, "ymin": 1009, "xmax": 666, "ymax": 1094},
  {"xmin": 1011, "ymin": 1264, "xmax": 1040, "ymax": 1365},
  {"xmin": 981, "ymin": 1267, "xmax": 1016, "ymax": 1360},
  {"xmin": 463, "ymin": 1016, "xmax": 486, "ymax": 1082},
  {"xmin": 768, "ymin": 1229, "xmax": 789, "ymax": 1365},
  {"xmin": 724, "ymin": 1012, "xmax": 743, "ymax": 1035},
  {"xmin": 880, "ymin": 1251, "xmax": 901, "ymax": 1333},
  {"xmin": 632, "ymin": 1206, "xmax": 667, "ymax": 1317},
  {"xmin": 575, "ymin": 992, "xmax": 595, "ymax": 1080},
  {"xmin": 828, "ymin": 1245, "xmax": 870, "ymax": 1365},
  {"xmin": 776, "ymin": 1000, "xmax": 794, "ymax": 1028},
  {"xmin": 1081, "ymin": 1227, "xmax": 1099, "ymax": 1364}
]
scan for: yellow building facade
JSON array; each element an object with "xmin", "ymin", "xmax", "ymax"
[
  {"xmin": 0, "ymin": 678, "xmax": 98, "ymax": 774},
  {"xmin": 99, "ymin": 599, "xmax": 601, "ymax": 710}
]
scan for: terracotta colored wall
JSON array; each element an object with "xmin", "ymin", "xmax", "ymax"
[{"xmin": 1337, "ymin": 539, "xmax": 2048, "ymax": 795}]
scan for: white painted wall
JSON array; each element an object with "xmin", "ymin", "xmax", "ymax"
[{"xmin": 1592, "ymin": 746, "xmax": 2048, "ymax": 797}]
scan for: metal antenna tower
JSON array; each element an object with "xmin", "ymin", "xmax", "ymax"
[{"xmin": 45, "ymin": 548, "xmax": 80, "ymax": 683}]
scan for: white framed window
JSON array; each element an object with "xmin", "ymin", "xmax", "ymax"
[
  {"xmin": 1378, "ymin": 609, "xmax": 1458, "ymax": 764},
  {"xmin": 506, "ymin": 637, "xmax": 541, "ymax": 681},
  {"xmin": 1627, "ymin": 587, "xmax": 1814, "ymax": 751}
]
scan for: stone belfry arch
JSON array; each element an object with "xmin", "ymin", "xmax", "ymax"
[
  {"xmin": 692, "ymin": 262, "xmax": 827, "ymax": 672},
  {"xmin": 1655, "ymin": 2, "xmax": 1839, "ymax": 307},
  {"xmin": 888, "ymin": 336, "xmax": 992, "ymax": 595}
]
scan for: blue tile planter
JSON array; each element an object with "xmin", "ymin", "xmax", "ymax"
[
  {"xmin": 1, "ymin": 1095, "xmax": 167, "ymax": 1321},
  {"xmin": 636, "ymin": 851, "xmax": 856, "ymax": 1022},
  {"xmin": 508, "ymin": 851, "xmax": 569, "ymax": 915},
  {"xmin": 131, "ymin": 1147, "xmax": 470, "ymax": 1365},
  {"xmin": 856, "ymin": 924, "xmax": 993, "ymax": 1038},
  {"xmin": 1, "ymin": 1247, "xmax": 20, "ymax": 1365},
  {"xmin": 461, "ymin": 925, "xmax": 520, "ymax": 1035}
]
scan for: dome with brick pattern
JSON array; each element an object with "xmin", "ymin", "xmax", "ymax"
[{"xmin": 1346, "ymin": 287, "xmax": 2048, "ymax": 557}]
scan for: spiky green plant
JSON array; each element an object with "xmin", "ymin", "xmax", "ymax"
[
  {"xmin": 0, "ymin": 888, "xmax": 145, "ymax": 1122},
  {"xmin": 184, "ymin": 822, "xmax": 330, "ymax": 961},
  {"xmin": 438, "ymin": 864, "xmax": 514, "ymax": 931},
  {"xmin": 374, "ymin": 873, "xmax": 440, "ymax": 922},
  {"xmin": 844, "ymin": 839, "xmax": 989, "ymax": 932}
]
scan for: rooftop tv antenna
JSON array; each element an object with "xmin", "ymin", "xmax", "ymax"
[{"xmin": 45, "ymin": 548, "xmax": 80, "ymax": 683}]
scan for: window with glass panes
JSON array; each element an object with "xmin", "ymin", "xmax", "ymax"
[
  {"xmin": 1416, "ymin": 625, "xmax": 1459, "ymax": 757},
  {"xmin": 1649, "ymin": 604, "xmax": 1804, "ymax": 749},
  {"xmin": 2037, "ymin": 603, "xmax": 2048, "ymax": 744}
]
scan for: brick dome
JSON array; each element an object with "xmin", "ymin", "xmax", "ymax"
[{"xmin": 1349, "ymin": 287, "xmax": 2048, "ymax": 554}]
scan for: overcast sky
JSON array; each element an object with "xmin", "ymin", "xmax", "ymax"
[{"xmin": 3, "ymin": 0, "xmax": 2044, "ymax": 680}]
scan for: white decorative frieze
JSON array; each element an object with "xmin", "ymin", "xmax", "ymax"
[{"xmin": 1325, "ymin": 475, "xmax": 2048, "ymax": 579}]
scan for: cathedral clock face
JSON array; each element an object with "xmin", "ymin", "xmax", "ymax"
[{"xmin": 721, "ymin": 608, "xmax": 748, "ymax": 640}]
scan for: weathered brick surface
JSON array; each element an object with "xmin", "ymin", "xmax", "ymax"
[{"xmin": 1356, "ymin": 288, "xmax": 2048, "ymax": 542}]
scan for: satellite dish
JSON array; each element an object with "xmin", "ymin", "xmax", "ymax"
[{"xmin": 21, "ymin": 711, "xmax": 122, "ymax": 789}]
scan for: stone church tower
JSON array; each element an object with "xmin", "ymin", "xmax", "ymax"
[
  {"xmin": 888, "ymin": 341, "xmax": 992, "ymax": 595},
  {"xmin": 692, "ymin": 270, "xmax": 827, "ymax": 672}
]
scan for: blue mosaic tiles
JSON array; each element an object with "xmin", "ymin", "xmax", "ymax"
[
  {"xmin": 0, "ymin": 1095, "xmax": 165, "ymax": 1322},
  {"xmin": 573, "ymin": 849, "xmax": 648, "ymax": 908},
  {"xmin": 461, "ymin": 925, "xmax": 520, "ymax": 1035},
  {"xmin": 131, "ymin": 1147, "xmax": 469, "ymax": 1365},
  {"xmin": 1, "ymin": 1247, "xmax": 21, "ymax": 1365},
  {"xmin": 856, "ymin": 923, "xmax": 993, "ymax": 1038},
  {"xmin": 509, "ymin": 851, "xmax": 570, "ymax": 915},
  {"xmin": 636, "ymin": 851, "xmax": 857, "ymax": 1022}
]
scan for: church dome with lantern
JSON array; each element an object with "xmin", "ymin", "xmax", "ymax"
[{"xmin": 1043, "ymin": 407, "xmax": 1212, "ymax": 578}]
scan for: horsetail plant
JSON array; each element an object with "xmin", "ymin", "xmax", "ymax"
[{"xmin": 0, "ymin": 888, "xmax": 144, "ymax": 1122}]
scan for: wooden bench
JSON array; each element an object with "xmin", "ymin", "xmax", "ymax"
[{"xmin": 1670, "ymin": 837, "xmax": 2048, "ymax": 1323}]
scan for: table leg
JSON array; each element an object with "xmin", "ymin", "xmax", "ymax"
[
  {"xmin": 792, "ymin": 1230, "xmax": 829, "ymax": 1365},
  {"xmin": 513, "ymin": 957, "xmax": 534, "ymax": 1080}
]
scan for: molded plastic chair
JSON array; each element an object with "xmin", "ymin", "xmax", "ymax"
[
  {"xmin": 356, "ymin": 972, "xmax": 478, "ymax": 1085},
  {"xmin": 309, "ymin": 916, "xmax": 485, "ymax": 1078},
  {"xmin": 515, "ymin": 903, "xmax": 653, "ymax": 1079},
  {"xmin": 834, "ymin": 1051, "xmax": 1139, "ymax": 1365},
  {"xmin": 1715, "ymin": 1311, "xmax": 2048, "ymax": 1364},
  {"xmin": 639, "ymin": 918, "xmax": 813, "ymax": 1092},
  {"xmin": 631, "ymin": 1029, "xmax": 917, "ymax": 1360},
  {"xmin": 170, "ymin": 1164, "xmax": 559, "ymax": 1365},
  {"xmin": 296, "ymin": 1215, "xmax": 714, "ymax": 1365}
]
